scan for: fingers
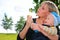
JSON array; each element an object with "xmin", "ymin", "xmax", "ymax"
[
  {"xmin": 31, "ymin": 23, "xmax": 40, "ymax": 31},
  {"xmin": 26, "ymin": 15, "xmax": 33, "ymax": 27}
]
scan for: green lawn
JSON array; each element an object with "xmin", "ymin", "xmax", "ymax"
[{"xmin": 0, "ymin": 33, "xmax": 18, "ymax": 40}]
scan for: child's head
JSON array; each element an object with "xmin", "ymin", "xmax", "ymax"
[
  {"xmin": 44, "ymin": 13, "xmax": 54, "ymax": 26},
  {"xmin": 44, "ymin": 12, "xmax": 59, "ymax": 27}
]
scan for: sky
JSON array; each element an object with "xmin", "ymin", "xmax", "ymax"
[{"xmin": 0, "ymin": 0, "xmax": 36, "ymax": 33}]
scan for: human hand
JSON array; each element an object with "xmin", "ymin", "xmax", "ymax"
[
  {"xmin": 31, "ymin": 23, "xmax": 40, "ymax": 31},
  {"xmin": 38, "ymin": 24, "xmax": 44, "ymax": 30},
  {"xmin": 26, "ymin": 15, "xmax": 33, "ymax": 28}
]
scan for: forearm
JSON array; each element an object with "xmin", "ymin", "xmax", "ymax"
[
  {"xmin": 19, "ymin": 24, "xmax": 30, "ymax": 39},
  {"xmin": 47, "ymin": 34, "xmax": 58, "ymax": 40},
  {"xmin": 44, "ymin": 27, "xmax": 57, "ymax": 35},
  {"xmin": 39, "ymin": 27, "xmax": 58, "ymax": 40},
  {"xmin": 39, "ymin": 25, "xmax": 57, "ymax": 35}
]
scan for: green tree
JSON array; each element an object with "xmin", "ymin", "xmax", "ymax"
[
  {"xmin": 58, "ymin": 0, "xmax": 60, "ymax": 12},
  {"xmin": 2, "ymin": 13, "xmax": 13, "ymax": 30},
  {"xmin": 15, "ymin": 16, "xmax": 25, "ymax": 33},
  {"xmin": 30, "ymin": 0, "xmax": 45, "ymax": 13}
]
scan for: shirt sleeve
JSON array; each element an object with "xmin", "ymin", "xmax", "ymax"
[{"xmin": 44, "ymin": 26, "xmax": 57, "ymax": 35}]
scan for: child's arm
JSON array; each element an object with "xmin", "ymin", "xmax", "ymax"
[
  {"xmin": 38, "ymin": 25, "xmax": 57, "ymax": 35},
  {"xmin": 43, "ymin": 26, "xmax": 57, "ymax": 35}
]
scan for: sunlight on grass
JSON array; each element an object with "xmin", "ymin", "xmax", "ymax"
[{"xmin": 0, "ymin": 33, "xmax": 17, "ymax": 40}]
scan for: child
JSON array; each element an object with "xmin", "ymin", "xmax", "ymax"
[
  {"xmin": 42, "ymin": 12, "xmax": 58, "ymax": 35},
  {"xmin": 31, "ymin": 12, "xmax": 58, "ymax": 35}
]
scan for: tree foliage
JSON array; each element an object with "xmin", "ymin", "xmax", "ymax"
[
  {"xmin": 15, "ymin": 16, "xmax": 25, "ymax": 33},
  {"xmin": 2, "ymin": 13, "xmax": 13, "ymax": 30},
  {"xmin": 30, "ymin": 0, "xmax": 45, "ymax": 13}
]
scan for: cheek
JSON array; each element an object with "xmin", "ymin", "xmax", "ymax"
[
  {"xmin": 49, "ymin": 20, "xmax": 54, "ymax": 25},
  {"xmin": 37, "ymin": 10, "xmax": 46, "ymax": 17},
  {"xmin": 37, "ymin": 8, "xmax": 48, "ymax": 17},
  {"xmin": 46, "ymin": 20, "xmax": 51, "ymax": 25}
]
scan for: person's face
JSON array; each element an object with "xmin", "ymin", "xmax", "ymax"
[
  {"xmin": 44, "ymin": 14, "xmax": 54, "ymax": 26},
  {"xmin": 37, "ymin": 4, "xmax": 49, "ymax": 17}
]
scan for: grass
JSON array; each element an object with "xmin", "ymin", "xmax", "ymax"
[{"xmin": 0, "ymin": 33, "xmax": 18, "ymax": 40}]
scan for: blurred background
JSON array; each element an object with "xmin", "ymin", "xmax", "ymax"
[{"xmin": 0, "ymin": 0, "xmax": 60, "ymax": 40}]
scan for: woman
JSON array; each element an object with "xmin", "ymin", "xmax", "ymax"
[{"xmin": 17, "ymin": 1, "xmax": 59, "ymax": 40}]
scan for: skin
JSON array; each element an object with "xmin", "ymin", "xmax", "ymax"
[
  {"xmin": 31, "ymin": 23, "xmax": 58, "ymax": 40},
  {"xmin": 44, "ymin": 13, "xmax": 54, "ymax": 26},
  {"xmin": 19, "ymin": 3, "xmax": 58, "ymax": 40},
  {"xmin": 37, "ymin": 4, "xmax": 50, "ymax": 18},
  {"xmin": 31, "ymin": 13, "xmax": 54, "ymax": 30},
  {"xmin": 19, "ymin": 15, "xmax": 33, "ymax": 39}
]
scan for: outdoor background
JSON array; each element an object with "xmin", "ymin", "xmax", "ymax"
[{"xmin": 0, "ymin": 0, "xmax": 60, "ymax": 40}]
